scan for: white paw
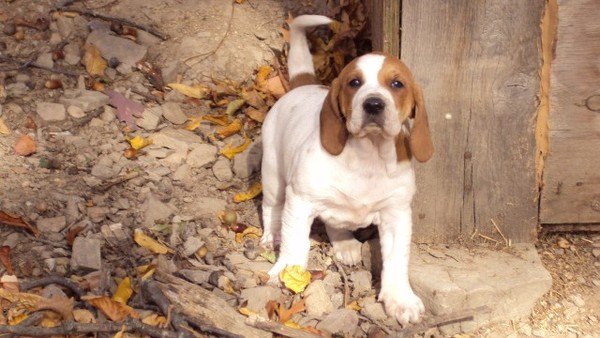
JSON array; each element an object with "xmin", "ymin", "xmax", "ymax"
[
  {"xmin": 260, "ymin": 231, "xmax": 280, "ymax": 249},
  {"xmin": 379, "ymin": 288, "xmax": 425, "ymax": 326},
  {"xmin": 332, "ymin": 239, "xmax": 363, "ymax": 266}
]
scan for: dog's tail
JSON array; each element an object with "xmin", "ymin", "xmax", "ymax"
[{"xmin": 288, "ymin": 15, "xmax": 332, "ymax": 90}]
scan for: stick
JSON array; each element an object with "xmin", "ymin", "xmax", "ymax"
[
  {"xmin": 245, "ymin": 316, "xmax": 322, "ymax": 338},
  {"xmin": 93, "ymin": 171, "xmax": 141, "ymax": 193},
  {"xmin": 57, "ymin": 8, "xmax": 168, "ymax": 40},
  {"xmin": 0, "ymin": 318, "xmax": 180, "ymax": 338},
  {"xmin": 0, "ymin": 55, "xmax": 82, "ymax": 76},
  {"xmin": 184, "ymin": 0, "xmax": 235, "ymax": 65},
  {"xmin": 72, "ymin": 106, "xmax": 104, "ymax": 128},
  {"xmin": 20, "ymin": 276, "xmax": 85, "ymax": 298},
  {"xmin": 332, "ymin": 257, "xmax": 349, "ymax": 307},
  {"xmin": 395, "ymin": 306, "xmax": 491, "ymax": 337},
  {"xmin": 490, "ymin": 219, "xmax": 510, "ymax": 247}
]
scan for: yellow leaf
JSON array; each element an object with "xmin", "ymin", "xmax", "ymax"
[
  {"xmin": 225, "ymin": 99, "xmax": 246, "ymax": 116},
  {"xmin": 255, "ymin": 65, "xmax": 272, "ymax": 89},
  {"xmin": 73, "ymin": 309, "xmax": 96, "ymax": 323},
  {"xmin": 245, "ymin": 107, "xmax": 267, "ymax": 123},
  {"xmin": 9, "ymin": 312, "xmax": 28, "ymax": 325},
  {"xmin": 260, "ymin": 250, "xmax": 277, "ymax": 264},
  {"xmin": 233, "ymin": 181, "xmax": 262, "ymax": 203},
  {"xmin": 346, "ymin": 300, "xmax": 362, "ymax": 311},
  {"xmin": 239, "ymin": 307, "xmax": 259, "ymax": 317},
  {"xmin": 235, "ymin": 226, "xmax": 263, "ymax": 244},
  {"xmin": 220, "ymin": 134, "xmax": 251, "ymax": 160},
  {"xmin": 279, "ymin": 265, "xmax": 311, "ymax": 293},
  {"xmin": 83, "ymin": 44, "xmax": 107, "ymax": 77},
  {"xmin": 284, "ymin": 320, "xmax": 301, "ymax": 329},
  {"xmin": 167, "ymin": 83, "xmax": 209, "ymax": 99},
  {"xmin": 215, "ymin": 118, "xmax": 242, "ymax": 139},
  {"xmin": 113, "ymin": 325, "xmax": 126, "ymax": 338},
  {"xmin": 112, "ymin": 277, "xmax": 133, "ymax": 304},
  {"xmin": 202, "ymin": 114, "xmax": 230, "ymax": 126},
  {"xmin": 185, "ymin": 116, "xmax": 203, "ymax": 131},
  {"xmin": 142, "ymin": 313, "xmax": 167, "ymax": 327},
  {"xmin": 133, "ymin": 229, "xmax": 172, "ymax": 254},
  {"xmin": 136, "ymin": 264, "xmax": 157, "ymax": 281},
  {"xmin": 0, "ymin": 117, "xmax": 11, "ymax": 135},
  {"xmin": 128, "ymin": 135, "xmax": 152, "ymax": 150},
  {"xmin": 85, "ymin": 296, "xmax": 139, "ymax": 322}
]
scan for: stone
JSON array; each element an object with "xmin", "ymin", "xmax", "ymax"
[
  {"xmin": 56, "ymin": 16, "xmax": 74, "ymax": 38},
  {"xmin": 35, "ymin": 53, "xmax": 54, "ymax": 69},
  {"xmin": 240, "ymin": 286, "xmax": 282, "ymax": 318},
  {"xmin": 36, "ymin": 102, "xmax": 66, "ymax": 121},
  {"xmin": 136, "ymin": 107, "xmax": 162, "ymax": 130},
  {"xmin": 187, "ymin": 144, "xmax": 218, "ymax": 168},
  {"xmin": 2, "ymin": 232, "xmax": 23, "ymax": 248},
  {"xmin": 304, "ymin": 280, "xmax": 334, "ymax": 317},
  {"xmin": 142, "ymin": 194, "xmax": 174, "ymax": 227},
  {"xmin": 71, "ymin": 237, "xmax": 102, "ymax": 271},
  {"xmin": 91, "ymin": 163, "xmax": 114, "ymax": 179},
  {"xmin": 212, "ymin": 157, "xmax": 233, "ymax": 181},
  {"xmin": 86, "ymin": 30, "xmax": 147, "ymax": 69},
  {"xmin": 42, "ymin": 284, "xmax": 67, "ymax": 299},
  {"xmin": 100, "ymin": 223, "xmax": 130, "ymax": 243},
  {"xmin": 232, "ymin": 140, "xmax": 262, "ymax": 179},
  {"xmin": 350, "ymin": 270, "xmax": 372, "ymax": 297},
  {"xmin": 409, "ymin": 243, "xmax": 552, "ymax": 335},
  {"xmin": 37, "ymin": 216, "xmax": 67, "ymax": 233},
  {"xmin": 161, "ymin": 102, "xmax": 187, "ymax": 125},
  {"xmin": 161, "ymin": 60, "xmax": 181, "ymax": 84},
  {"xmin": 178, "ymin": 269, "xmax": 211, "ymax": 285},
  {"xmin": 172, "ymin": 164, "xmax": 190, "ymax": 181},
  {"xmin": 360, "ymin": 302, "xmax": 388, "ymax": 321},
  {"xmin": 64, "ymin": 42, "xmax": 81, "ymax": 65},
  {"xmin": 592, "ymin": 249, "xmax": 600, "ymax": 258},
  {"xmin": 316, "ymin": 309, "xmax": 359, "ymax": 336},
  {"xmin": 60, "ymin": 89, "xmax": 109, "ymax": 112},
  {"xmin": 152, "ymin": 127, "xmax": 204, "ymax": 154},
  {"xmin": 67, "ymin": 105, "xmax": 85, "ymax": 118},
  {"xmin": 182, "ymin": 236, "xmax": 205, "ymax": 257},
  {"xmin": 182, "ymin": 197, "xmax": 226, "ymax": 220},
  {"xmin": 87, "ymin": 206, "xmax": 109, "ymax": 223}
]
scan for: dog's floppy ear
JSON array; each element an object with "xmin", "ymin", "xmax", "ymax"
[
  {"xmin": 320, "ymin": 78, "xmax": 348, "ymax": 155},
  {"xmin": 409, "ymin": 85, "xmax": 434, "ymax": 162}
]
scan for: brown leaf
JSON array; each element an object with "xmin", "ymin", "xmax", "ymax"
[
  {"xmin": 278, "ymin": 299, "xmax": 305, "ymax": 323},
  {"xmin": 0, "ymin": 246, "xmax": 14, "ymax": 275},
  {"xmin": 73, "ymin": 309, "xmax": 96, "ymax": 323},
  {"xmin": 241, "ymin": 89, "xmax": 266, "ymax": 109},
  {"xmin": 265, "ymin": 300, "xmax": 277, "ymax": 320},
  {"xmin": 23, "ymin": 116, "xmax": 37, "ymax": 130},
  {"xmin": 265, "ymin": 76, "xmax": 286, "ymax": 98},
  {"xmin": 309, "ymin": 270, "xmax": 326, "ymax": 282},
  {"xmin": 85, "ymin": 296, "xmax": 139, "ymax": 322},
  {"xmin": 137, "ymin": 61, "xmax": 164, "ymax": 90},
  {"xmin": 65, "ymin": 226, "xmax": 84, "ymax": 246},
  {"xmin": 38, "ymin": 295, "xmax": 75, "ymax": 321},
  {"xmin": 83, "ymin": 44, "xmax": 107, "ymax": 77},
  {"xmin": 0, "ymin": 211, "xmax": 39, "ymax": 237},
  {"xmin": 105, "ymin": 89, "xmax": 144, "ymax": 130},
  {"xmin": 14, "ymin": 134, "xmax": 36, "ymax": 156},
  {"xmin": 245, "ymin": 107, "xmax": 267, "ymax": 123}
]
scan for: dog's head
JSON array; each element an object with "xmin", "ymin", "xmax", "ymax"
[{"xmin": 320, "ymin": 53, "xmax": 433, "ymax": 162}]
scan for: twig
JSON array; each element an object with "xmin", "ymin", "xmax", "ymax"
[
  {"xmin": 30, "ymin": 237, "xmax": 70, "ymax": 249},
  {"xmin": 20, "ymin": 276, "xmax": 85, "ymax": 298},
  {"xmin": 131, "ymin": 88, "xmax": 162, "ymax": 104},
  {"xmin": 0, "ymin": 318, "xmax": 181, "ymax": 337},
  {"xmin": 332, "ymin": 257, "xmax": 349, "ymax": 307},
  {"xmin": 93, "ymin": 171, "xmax": 141, "ymax": 193},
  {"xmin": 490, "ymin": 219, "xmax": 510, "ymax": 247},
  {"xmin": 72, "ymin": 106, "xmax": 104, "ymax": 128},
  {"xmin": 478, "ymin": 233, "xmax": 500, "ymax": 244},
  {"xmin": 184, "ymin": 0, "xmax": 235, "ymax": 66},
  {"xmin": 394, "ymin": 306, "xmax": 492, "ymax": 337},
  {"xmin": 57, "ymin": 7, "xmax": 168, "ymax": 40},
  {"xmin": 245, "ymin": 316, "xmax": 322, "ymax": 338},
  {"xmin": 0, "ymin": 55, "xmax": 82, "ymax": 76}
]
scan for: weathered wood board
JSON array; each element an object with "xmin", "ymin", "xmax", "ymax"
[
  {"xmin": 540, "ymin": 0, "xmax": 600, "ymax": 224},
  {"xmin": 368, "ymin": 0, "xmax": 400, "ymax": 57},
  {"xmin": 401, "ymin": 1, "xmax": 544, "ymax": 242}
]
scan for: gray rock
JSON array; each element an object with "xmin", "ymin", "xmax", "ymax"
[
  {"xmin": 142, "ymin": 194, "xmax": 174, "ymax": 227},
  {"xmin": 212, "ymin": 157, "xmax": 233, "ymax": 181},
  {"xmin": 350, "ymin": 270, "xmax": 372, "ymax": 297},
  {"xmin": 152, "ymin": 127, "xmax": 204, "ymax": 154},
  {"xmin": 56, "ymin": 16, "xmax": 74, "ymax": 38},
  {"xmin": 91, "ymin": 163, "xmax": 114, "ymax": 179},
  {"xmin": 35, "ymin": 53, "xmax": 54, "ymax": 69},
  {"xmin": 67, "ymin": 105, "xmax": 85, "ymax": 118},
  {"xmin": 183, "ymin": 197, "xmax": 226, "ymax": 220},
  {"xmin": 161, "ymin": 102, "xmax": 187, "ymax": 125},
  {"xmin": 232, "ymin": 140, "xmax": 262, "ymax": 179},
  {"xmin": 2, "ymin": 232, "xmax": 23, "ymax": 248},
  {"xmin": 161, "ymin": 61, "xmax": 181, "ymax": 84},
  {"xmin": 316, "ymin": 309, "xmax": 358, "ymax": 335},
  {"xmin": 182, "ymin": 236, "xmax": 205, "ymax": 257},
  {"xmin": 136, "ymin": 107, "xmax": 162, "ymax": 130},
  {"xmin": 60, "ymin": 89, "xmax": 109, "ymax": 112},
  {"xmin": 100, "ymin": 223, "xmax": 130, "ymax": 242},
  {"xmin": 37, "ymin": 216, "xmax": 67, "ymax": 233},
  {"xmin": 42, "ymin": 284, "xmax": 67, "ymax": 299},
  {"xmin": 240, "ymin": 286, "xmax": 282, "ymax": 318},
  {"xmin": 304, "ymin": 280, "xmax": 334, "ymax": 317},
  {"xmin": 172, "ymin": 163, "xmax": 190, "ymax": 181},
  {"xmin": 187, "ymin": 144, "xmax": 218, "ymax": 168},
  {"xmin": 63, "ymin": 42, "xmax": 81, "ymax": 65},
  {"xmin": 86, "ymin": 30, "xmax": 147, "ymax": 69},
  {"xmin": 36, "ymin": 102, "xmax": 66, "ymax": 121},
  {"xmin": 178, "ymin": 269, "xmax": 211, "ymax": 285},
  {"xmin": 360, "ymin": 302, "xmax": 387, "ymax": 321},
  {"xmin": 71, "ymin": 237, "xmax": 102, "ymax": 271},
  {"xmin": 592, "ymin": 248, "xmax": 600, "ymax": 258},
  {"xmin": 87, "ymin": 206, "xmax": 109, "ymax": 223}
]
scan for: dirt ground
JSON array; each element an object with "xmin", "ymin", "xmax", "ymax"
[{"xmin": 0, "ymin": 0, "xmax": 599, "ymax": 337}]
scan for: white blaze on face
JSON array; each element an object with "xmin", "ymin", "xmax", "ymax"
[{"xmin": 348, "ymin": 54, "xmax": 401, "ymax": 138}]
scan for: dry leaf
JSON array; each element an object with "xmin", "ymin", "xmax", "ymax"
[
  {"xmin": 260, "ymin": 250, "xmax": 277, "ymax": 264},
  {"xmin": 0, "ymin": 246, "xmax": 14, "ymax": 275},
  {"xmin": 113, "ymin": 325, "xmax": 126, "ymax": 338},
  {"xmin": 0, "ymin": 211, "xmax": 39, "ymax": 237},
  {"xmin": 38, "ymin": 294, "xmax": 75, "ymax": 321},
  {"xmin": 279, "ymin": 265, "xmax": 311, "ymax": 293},
  {"xmin": 239, "ymin": 307, "xmax": 259, "ymax": 317},
  {"xmin": 233, "ymin": 181, "xmax": 262, "ymax": 203},
  {"xmin": 105, "ymin": 89, "xmax": 144, "ymax": 130},
  {"xmin": 65, "ymin": 225, "xmax": 84, "ymax": 246},
  {"xmin": 133, "ymin": 229, "xmax": 172, "ymax": 254},
  {"xmin": 136, "ymin": 264, "xmax": 156, "ymax": 281},
  {"xmin": 215, "ymin": 119, "xmax": 242, "ymax": 139},
  {"xmin": 85, "ymin": 296, "xmax": 139, "ymax": 322},
  {"xmin": 142, "ymin": 313, "xmax": 167, "ymax": 327},
  {"xmin": 245, "ymin": 107, "xmax": 267, "ymax": 123},
  {"xmin": 241, "ymin": 89, "xmax": 266, "ymax": 109},
  {"xmin": 184, "ymin": 116, "xmax": 203, "ymax": 131},
  {"xmin": 220, "ymin": 134, "xmax": 251, "ymax": 160},
  {"xmin": 278, "ymin": 299, "xmax": 305, "ymax": 323},
  {"xmin": 235, "ymin": 226, "xmax": 262, "ymax": 244},
  {"xmin": 203, "ymin": 114, "xmax": 229, "ymax": 126},
  {"xmin": 112, "ymin": 277, "xmax": 133, "ymax": 304},
  {"xmin": 73, "ymin": 308, "xmax": 96, "ymax": 323},
  {"xmin": 167, "ymin": 83, "xmax": 209, "ymax": 99},
  {"xmin": 128, "ymin": 135, "xmax": 152, "ymax": 150},
  {"xmin": 0, "ymin": 117, "xmax": 11, "ymax": 135},
  {"xmin": 14, "ymin": 134, "xmax": 36, "ymax": 156},
  {"xmin": 346, "ymin": 300, "xmax": 361, "ymax": 311},
  {"xmin": 83, "ymin": 44, "xmax": 107, "ymax": 77},
  {"xmin": 557, "ymin": 237, "xmax": 570, "ymax": 249},
  {"xmin": 265, "ymin": 76, "xmax": 286, "ymax": 98},
  {"xmin": 255, "ymin": 66, "xmax": 272, "ymax": 89},
  {"xmin": 1, "ymin": 274, "xmax": 19, "ymax": 293},
  {"xmin": 225, "ymin": 99, "xmax": 245, "ymax": 116}
]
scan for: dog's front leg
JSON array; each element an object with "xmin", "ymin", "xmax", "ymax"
[
  {"xmin": 267, "ymin": 187, "xmax": 314, "ymax": 277},
  {"xmin": 377, "ymin": 205, "xmax": 424, "ymax": 326}
]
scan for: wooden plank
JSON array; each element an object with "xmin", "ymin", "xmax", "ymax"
[
  {"xmin": 368, "ymin": 0, "xmax": 400, "ymax": 56},
  {"xmin": 540, "ymin": 0, "xmax": 600, "ymax": 224},
  {"xmin": 401, "ymin": 1, "xmax": 544, "ymax": 243}
]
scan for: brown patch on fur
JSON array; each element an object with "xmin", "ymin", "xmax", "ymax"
[
  {"xmin": 290, "ymin": 72, "xmax": 320, "ymax": 89},
  {"xmin": 395, "ymin": 128, "xmax": 412, "ymax": 162}
]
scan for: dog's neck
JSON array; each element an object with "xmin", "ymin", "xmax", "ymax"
[{"xmin": 340, "ymin": 134, "xmax": 399, "ymax": 175}]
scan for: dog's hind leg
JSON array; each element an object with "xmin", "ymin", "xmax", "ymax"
[{"xmin": 325, "ymin": 225, "xmax": 363, "ymax": 266}]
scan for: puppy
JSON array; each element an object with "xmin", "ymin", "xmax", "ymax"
[{"xmin": 260, "ymin": 15, "xmax": 434, "ymax": 325}]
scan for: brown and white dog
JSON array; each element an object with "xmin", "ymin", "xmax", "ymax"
[{"xmin": 260, "ymin": 15, "xmax": 433, "ymax": 325}]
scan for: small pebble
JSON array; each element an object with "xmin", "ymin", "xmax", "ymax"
[
  {"xmin": 3, "ymin": 22, "xmax": 16, "ymax": 35},
  {"xmin": 244, "ymin": 247, "xmax": 259, "ymax": 260}
]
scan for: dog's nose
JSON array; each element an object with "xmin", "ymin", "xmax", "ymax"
[{"xmin": 363, "ymin": 97, "xmax": 385, "ymax": 115}]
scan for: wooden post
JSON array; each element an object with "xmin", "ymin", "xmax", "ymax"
[
  {"xmin": 368, "ymin": 0, "xmax": 400, "ymax": 56},
  {"xmin": 401, "ymin": 1, "xmax": 544, "ymax": 243}
]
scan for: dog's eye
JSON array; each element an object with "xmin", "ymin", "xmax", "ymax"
[
  {"xmin": 348, "ymin": 79, "xmax": 361, "ymax": 88},
  {"xmin": 391, "ymin": 80, "xmax": 404, "ymax": 88}
]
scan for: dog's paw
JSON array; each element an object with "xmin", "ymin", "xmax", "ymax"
[
  {"xmin": 332, "ymin": 239, "xmax": 363, "ymax": 266},
  {"xmin": 259, "ymin": 231, "xmax": 280, "ymax": 249},
  {"xmin": 379, "ymin": 288, "xmax": 425, "ymax": 326}
]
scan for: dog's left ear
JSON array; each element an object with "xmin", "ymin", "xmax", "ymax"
[
  {"xmin": 320, "ymin": 78, "xmax": 349, "ymax": 155},
  {"xmin": 409, "ymin": 85, "xmax": 434, "ymax": 162}
]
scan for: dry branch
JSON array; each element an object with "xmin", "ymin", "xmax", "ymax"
[{"xmin": 20, "ymin": 276, "xmax": 85, "ymax": 298}]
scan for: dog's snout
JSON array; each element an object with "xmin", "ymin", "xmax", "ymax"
[{"xmin": 363, "ymin": 97, "xmax": 385, "ymax": 115}]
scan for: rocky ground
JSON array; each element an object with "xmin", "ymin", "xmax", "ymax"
[{"xmin": 0, "ymin": 0, "xmax": 599, "ymax": 337}]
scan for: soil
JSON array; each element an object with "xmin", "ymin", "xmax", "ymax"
[{"xmin": 0, "ymin": 1, "xmax": 598, "ymax": 337}]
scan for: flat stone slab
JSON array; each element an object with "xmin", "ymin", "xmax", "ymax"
[{"xmin": 409, "ymin": 243, "xmax": 552, "ymax": 335}]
